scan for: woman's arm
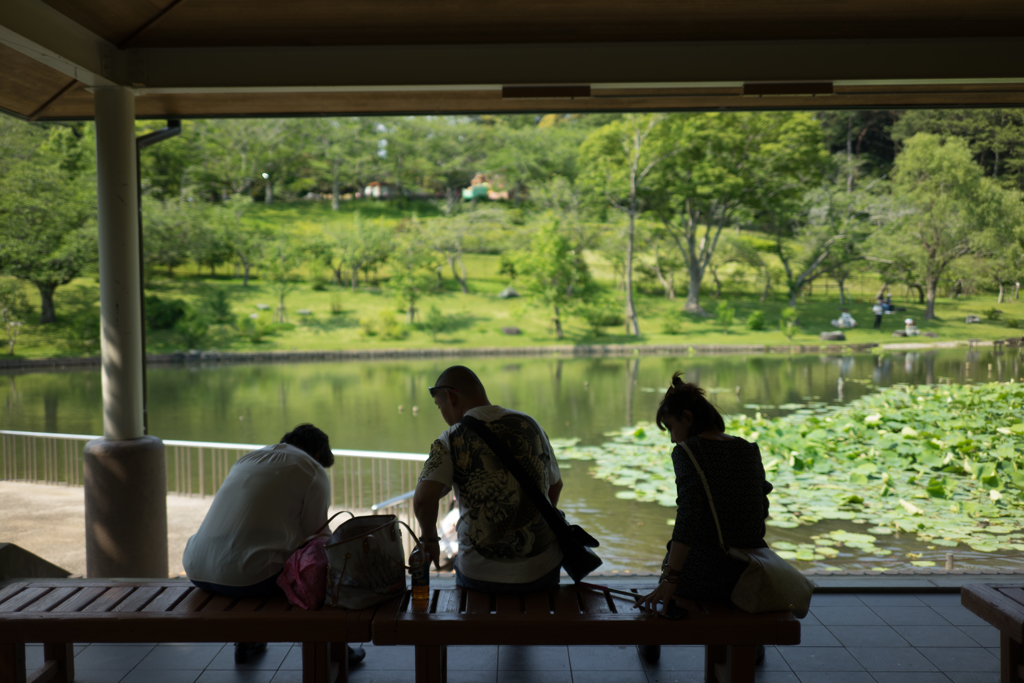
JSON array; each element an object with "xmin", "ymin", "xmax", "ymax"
[{"xmin": 641, "ymin": 540, "xmax": 690, "ymax": 615}]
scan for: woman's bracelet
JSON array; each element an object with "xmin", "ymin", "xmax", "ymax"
[{"xmin": 660, "ymin": 566, "xmax": 681, "ymax": 584}]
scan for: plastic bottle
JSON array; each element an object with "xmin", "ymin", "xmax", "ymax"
[{"xmin": 410, "ymin": 545, "xmax": 430, "ymax": 603}]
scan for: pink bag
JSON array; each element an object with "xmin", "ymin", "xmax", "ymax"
[{"xmin": 277, "ymin": 539, "xmax": 328, "ymax": 610}]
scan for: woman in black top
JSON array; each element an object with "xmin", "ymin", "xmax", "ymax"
[{"xmin": 641, "ymin": 373, "xmax": 773, "ymax": 615}]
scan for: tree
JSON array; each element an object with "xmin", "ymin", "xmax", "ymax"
[
  {"xmin": 0, "ymin": 153, "xmax": 95, "ymax": 323},
  {"xmin": 386, "ymin": 227, "xmax": 435, "ymax": 324},
  {"xmin": 515, "ymin": 223, "xmax": 592, "ymax": 340},
  {"xmin": 0, "ymin": 280, "xmax": 30, "ymax": 354},
  {"xmin": 425, "ymin": 193, "xmax": 504, "ymax": 294},
  {"xmin": 309, "ymin": 118, "xmax": 377, "ymax": 210},
  {"xmin": 261, "ymin": 239, "xmax": 301, "ymax": 323},
  {"xmin": 648, "ymin": 112, "xmax": 828, "ymax": 314},
  {"xmin": 579, "ymin": 114, "xmax": 667, "ymax": 335},
  {"xmin": 216, "ymin": 195, "xmax": 267, "ymax": 286},
  {"xmin": 893, "ymin": 109, "xmax": 1024, "ymax": 191},
  {"xmin": 188, "ymin": 214, "xmax": 233, "ymax": 277},
  {"xmin": 888, "ymin": 133, "xmax": 1021, "ymax": 319},
  {"xmin": 142, "ymin": 196, "xmax": 195, "ymax": 278}
]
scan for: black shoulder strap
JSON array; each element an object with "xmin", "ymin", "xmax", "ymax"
[{"xmin": 459, "ymin": 415, "xmax": 571, "ymax": 541}]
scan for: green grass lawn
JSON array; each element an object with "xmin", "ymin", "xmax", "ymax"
[{"xmin": 5, "ymin": 252, "xmax": 1022, "ymax": 359}]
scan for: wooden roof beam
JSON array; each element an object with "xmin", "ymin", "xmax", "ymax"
[
  {"xmin": 0, "ymin": 0, "xmax": 122, "ymax": 87},
  {"xmin": 128, "ymin": 39, "xmax": 1024, "ymax": 93}
]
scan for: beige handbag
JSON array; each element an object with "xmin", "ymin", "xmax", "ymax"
[
  {"xmin": 680, "ymin": 442, "xmax": 813, "ymax": 618},
  {"xmin": 323, "ymin": 512, "xmax": 418, "ymax": 610}
]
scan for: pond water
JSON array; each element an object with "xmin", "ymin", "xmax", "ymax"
[{"xmin": 3, "ymin": 345, "xmax": 1023, "ymax": 572}]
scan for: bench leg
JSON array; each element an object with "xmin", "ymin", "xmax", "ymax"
[
  {"xmin": 330, "ymin": 642, "xmax": 348, "ymax": 683},
  {"xmin": 41, "ymin": 644, "xmax": 73, "ymax": 683},
  {"xmin": 303, "ymin": 642, "xmax": 348, "ymax": 683},
  {"xmin": 0, "ymin": 644, "xmax": 26, "ymax": 683},
  {"xmin": 414, "ymin": 644, "xmax": 446, "ymax": 683},
  {"xmin": 705, "ymin": 644, "xmax": 725, "ymax": 683},
  {"xmin": 1002, "ymin": 633, "xmax": 1024, "ymax": 683}
]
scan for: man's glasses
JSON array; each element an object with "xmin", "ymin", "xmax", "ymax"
[{"xmin": 428, "ymin": 385, "xmax": 456, "ymax": 398}]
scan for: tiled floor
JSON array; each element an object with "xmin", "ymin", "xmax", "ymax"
[{"xmin": 22, "ymin": 593, "xmax": 1002, "ymax": 683}]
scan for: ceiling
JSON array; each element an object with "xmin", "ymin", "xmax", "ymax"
[{"xmin": 2, "ymin": 0, "xmax": 1023, "ymax": 120}]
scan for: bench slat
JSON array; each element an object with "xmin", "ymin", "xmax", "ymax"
[
  {"xmin": 0, "ymin": 587, "xmax": 51, "ymax": 613},
  {"xmin": 465, "ymin": 591, "xmax": 490, "ymax": 615},
  {"xmin": 51, "ymin": 587, "xmax": 105, "ymax": 613},
  {"xmin": 82, "ymin": 587, "xmax": 135, "ymax": 613},
  {"xmin": 0, "ymin": 583, "xmax": 28, "ymax": 608},
  {"xmin": 142, "ymin": 586, "xmax": 191, "ymax": 612},
  {"xmin": 495, "ymin": 595, "xmax": 520, "ymax": 616},
  {"xmin": 435, "ymin": 590, "xmax": 462, "ymax": 616},
  {"xmin": 172, "ymin": 588, "xmax": 213, "ymax": 613},
  {"xmin": 523, "ymin": 592, "xmax": 550, "ymax": 616},
  {"xmin": 21, "ymin": 587, "xmax": 80, "ymax": 613},
  {"xmin": 579, "ymin": 590, "xmax": 612, "ymax": 615},
  {"xmin": 232, "ymin": 598, "xmax": 267, "ymax": 613},
  {"xmin": 200, "ymin": 595, "xmax": 237, "ymax": 613},
  {"xmin": 963, "ymin": 584, "xmax": 1024, "ymax": 644},
  {"xmin": 552, "ymin": 588, "xmax": 581, "ymax": 616},
  {"xmin": 258, "ymin": 598, "xmax": 294, "ymax": 613},
  {"xmin": 113, "ymin": 586, "xmax": 163, "ymax": 613}
]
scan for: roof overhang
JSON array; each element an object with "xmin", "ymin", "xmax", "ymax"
[{"xmin": 3, "ymin": 0, "xmax": 1024, "ymax": 120}]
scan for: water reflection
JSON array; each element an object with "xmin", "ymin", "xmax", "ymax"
[{"xmin": 2, "ymin": 346, "xmax": 1022, "ymax": 570}]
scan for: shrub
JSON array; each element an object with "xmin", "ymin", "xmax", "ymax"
[
  {"xmin": 983, "ymin": 308, "xmax": 1004, "ymax": 321},
  {"xmin": 578, "ymin": 299, "xmax": 624, "ymax": 334},
  {"xmin": 65, "ymin": 310, "xmax": 100, "ymax": 353},
  {"xmin": 360, "ymin": 310, "xmax": 406, "ymax": 340},
  {"xmin": 378, "ymin": 310, "xmax": 406, "ymax": 340},
  {"xmin": 359, "ymin": 314, "xmax": 378, "ymax": 337},
  {"xmin": 239, "ymin": 315, "xmax": 272, "ymax": 343},
  {"xmin": 746, "ymin": 310, "xmax": 766, "ymax": 331},
  {"xmin": 145, "ymin": 295, "xmax": 186, "ymax": 330},
  {"xmin": 661, "ymin": 311, "xmax": 685, "ymax": 335},
  {"xmin": 422, "ymin": 305, "xmax": 453, "ymax": 341},
  {"xmin": 311, "ymin": 276, "xmax": 329, "ymax": 291},
  {"xmin": 715, "ymin": 300, "xmax": 736, "ymax": 334},
  {"xmin": 201, "ymin": 289, "xmax": 234, "ymax": 325},
  {"xmin": 175, "ymin": 308, "xmax": 209, "ymax": 349},
  {"xmin": 1007, "ymin": 318, "xmax": 1020, "ymax": 329},
  {"xmin": 329, "ymin": 292, "xmax": 343, "ymax": 315},
  {"xmin": 780, "ymin": 307, "xmax": 799, "ymax": 340}
]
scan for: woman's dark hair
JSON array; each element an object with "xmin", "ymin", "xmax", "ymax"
[
  {"xmin": 281, "ymin": 423, "xmax": 334, "ymax": 468},
  {"xmin": 655, "ymin": 372, "xmax": 726, "ymax": 435}
]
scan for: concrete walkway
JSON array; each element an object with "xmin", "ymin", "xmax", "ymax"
[
  {"xmin": 0, "ymin": 482, "xmax": 213, "ymax": 577},
  {"xmin": 17, "ymin": 589, "xmax": 1005, "ymax": 683}
]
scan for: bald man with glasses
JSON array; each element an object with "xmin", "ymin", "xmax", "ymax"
[{"xmin": 413, "ymin": 365, "xmax": 564, "ymax": 593}]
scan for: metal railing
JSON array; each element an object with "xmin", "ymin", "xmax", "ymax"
[{"xmin": 1, "ymin": 429, "xmax": 449, "ymax": 554}]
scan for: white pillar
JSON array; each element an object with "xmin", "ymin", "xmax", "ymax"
[
  {"xmin": 94, "ymin": 86, "xmax": 144, "ymax": 441},
  {"xmin": 86, "ymin": 86, "xmax": 168, "ymax": 578}
]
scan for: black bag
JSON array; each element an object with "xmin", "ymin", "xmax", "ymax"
[{"xmin": 460, "ymin": 415, "xmax": 603, "ymax": 583}]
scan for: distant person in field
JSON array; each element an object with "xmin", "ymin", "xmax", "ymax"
[
  {"xmin": 183, "ymin": 424, "xmax": 364, "ymax": 667},
  {"xmin": 413, "ymin": 365, "xmax": 564, "ymax": 593}
]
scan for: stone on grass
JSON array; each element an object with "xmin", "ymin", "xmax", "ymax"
[
  {"xmin": 501, "ymin": 326, "xmax": 522, "ymax": 335},
  {"xmin": 297, "ymin": 309, "xmax": 312, "ymax": 315},
  {"xmin": 892, "ymin": 330, "xmax": 906, "ymax": 337},
  {"xmin": 498, "ymin": 286, "xmax": 519, "ymax": 299},
  {"xmin": 965, "ymin": 315, "xmax": 981, "ymax": 323},
  {"xmin": 819, "ymin": 331, "xmax": 846, "ymax": 341},
  {"xmin": 922, "ymin": 331, "xmax": 939, "ymax": 337},
  {"xmin": 256, "ymin": 303, "xmax": 270, "ymax": 310}
]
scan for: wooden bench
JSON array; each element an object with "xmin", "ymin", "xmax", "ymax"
[
  {"xmin": 962, "ymin": 584, "xmax": 1024, "ymax": 683},
  {"xmin": 372, "ymin": 585, "xmax": 801, "ymax": 683},
  {"xmin": 0, "ymin": 579, "xmax": 376, "ymax": 683}
]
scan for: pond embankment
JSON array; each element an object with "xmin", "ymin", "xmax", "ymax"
[{"xmin": 2, "ymin": 337, "xmax": 1019, "ymax": 370}]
